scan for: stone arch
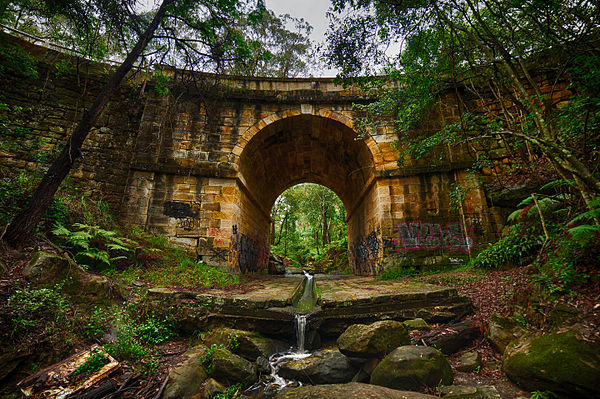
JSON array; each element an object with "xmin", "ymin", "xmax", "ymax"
[
  {"xmin": 234, "ymin": 112, "xmax": 386, "ymax": 275},
  {"xmin": 231, "ymin": 108, "xmax": 385, "ymax": 170}
]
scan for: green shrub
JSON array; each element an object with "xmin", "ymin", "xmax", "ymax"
[
  {"xmin": 471, "ymin": 227, "xmax": 542, "ymax": 269},
  {"xmin": 72, "ymin": 349, "xmax": 109, "ymax": 377},
  {"xmin": 136, "ymin": 317, "xmax": 173, "ymax": 344},
  {"xmin": 7, "ymin": 284, "xmax": 70, "ymax": 334}
]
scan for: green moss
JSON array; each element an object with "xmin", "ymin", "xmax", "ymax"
[{"xmin": 504, "ymin": 330, "xmax": 600, "ymax": 396}]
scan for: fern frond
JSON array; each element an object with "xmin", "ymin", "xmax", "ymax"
[
  {"xmin": 507, "ymin": 209, "xmax": 523, "ymax": 223},
  {"xmin": 51, "ymin": 223, "xmax": 71, "ymax": 236},
  {"xmin": 517, "ymin": 197, "xmax": 534, "ymax": 207},
  {"xmin": 567, "ymin": 224, "xmax": 600, "ymax": 242}
]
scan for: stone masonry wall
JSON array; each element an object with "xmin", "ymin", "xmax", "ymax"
[{"xmin": 4, "ymin": 33, "xmax": 567, "ymax": 274}]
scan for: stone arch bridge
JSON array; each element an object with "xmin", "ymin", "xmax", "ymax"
[
  {"xmin": 0, "ymin": 34, "xmax": 507, "ymax": 274},
  {"xmin": 119, "ymin": 76, "xmax": 504, "ymax": 275}
]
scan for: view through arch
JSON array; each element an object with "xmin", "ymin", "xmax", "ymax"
[{"xmin": 270, "ymin": 183, "xmax": 349, "ymax": 273}]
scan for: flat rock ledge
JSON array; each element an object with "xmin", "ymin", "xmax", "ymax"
[{"xmin": 274, "ymin": 382, "xmax": 440, "ymax": 399}]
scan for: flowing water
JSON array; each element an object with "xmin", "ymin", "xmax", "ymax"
[{"xmin": 246, "ymin": 271, "xmax": 315, "ymax": 397}]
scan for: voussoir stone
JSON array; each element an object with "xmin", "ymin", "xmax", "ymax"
[
  {"xmin": 337, "ymin": 320, "xmax": 410, "ymax": 358},
  {"xmin": 274, "ymin": 382, "xmax": 440, "ymax": 399},
  {"xmin": 370, "ymin": 345, "xmax": 453, "ymax": 391}
]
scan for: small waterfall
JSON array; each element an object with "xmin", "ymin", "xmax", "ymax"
[{"xmin": 295, "ymin": 314, "xmax": 307, "ymax": 353}]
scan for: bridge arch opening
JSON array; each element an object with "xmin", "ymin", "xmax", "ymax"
[
  {"xmin": 270, "ymin": 183, "xmax": 348, "ymax": 270},
  {"xmin": 235, "ymin": 114, "xmax": 385, "ymax": 275}
]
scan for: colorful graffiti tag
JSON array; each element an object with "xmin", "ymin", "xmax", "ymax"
[{"xmin": 394, "ymin": 222, "xmax": 475, "ymax": 253}]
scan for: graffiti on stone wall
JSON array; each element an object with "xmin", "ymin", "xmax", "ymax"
[
  {"xmin": 391, "ymin": 222, "xmax": 475, "ymax": 254},
  {"xmin": 163, "ymin": 201, "xmax": 202, "ymax": 231},
  {"xmin": 351, "ymin": 230, "xmax": 381, "ymax": 275},
  {"xmin": 228, "ymin": 225, "xmax": 269, "ymax": 273}
]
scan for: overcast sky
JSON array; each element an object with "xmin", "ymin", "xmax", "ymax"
[{"xmin": 266, "ymin": 0, "xmax": 337, "ymax": 77}]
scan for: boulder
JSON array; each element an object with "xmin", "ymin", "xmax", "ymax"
[
  {"xmin": 337, "ymin": 320, "xmax": 410, "ymax": 358},
  {"xmin": 503, "ymin": 329, "xmax": 600, "ymax": 398},
  {"xmin": 456, "ymin": 351, "xmax": 482, "ymax": 373},
  {"xmin": 210, "ymin": 347, "xmax": 256, "ymax": 387},
  {"xmin": 23, "ymin": 251, "xmax": 112, "ymax": 303},
  {"xmin": 204, "ymin": 328, "xmax": 288, "ymax": 361},
  {"xmin": 403, "ymin": 318, "xmax": 430, "ymax": 331},
  {"xmin": 23, "ymin": 252, "xmax": 70, "ymax": 286},
  {"xmin": 420, "ymin": 319, "xmax": 481, "ymax": 355},
  {"xmin": 274, "ymin": 382, "xmax": 439, "ymax": 399},
  {"xmin": 278, "ymin": 348, "xmax": 358, "ymax": 384},
  {"xmin": 162, "ymin": 345, "xmax": 208, "ymax": 399},
  {"xmin": 201, "ymin": 378, "xmax": 225, "ymax": 399},
  {"xmin": 485, "ymin": 313, "xmax": 526, "ymax": 354},
  {"xmin": 370, "ymin": 345, "xmax": 453, "ymax": 391},
  {"xmin": 440, "ymin": 385, "xmax": 502, "ymax": 399}
]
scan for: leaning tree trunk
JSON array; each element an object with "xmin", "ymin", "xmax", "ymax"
[{"xmin": 3, "ymin": 0, "xmax": 174, "ymax": 246}]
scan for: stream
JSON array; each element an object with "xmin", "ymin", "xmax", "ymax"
[{"xmin": 246, "ymin": 271, "xmax": 316, "ymax": 397}]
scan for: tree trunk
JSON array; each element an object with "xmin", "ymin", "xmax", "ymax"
[{"xmin": 3, "ymin": 0, "xmax": 174, "ymax": 246}]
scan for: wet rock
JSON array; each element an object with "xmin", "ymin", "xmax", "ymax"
[
  {"xmin": 269, "ymin": 252, "xmax": 286, "ymax": 274},
  {"xmin": 210, "ymin": 347, "xmax": 257, "ymax": 387},
  {"xmin": 456, "ymin": 351, "xmax": 482, "ymax": 372},
  {"xmin": 162, "ymin": 345, "xmax": 208, "ymax": 399},
  {"xmin": 485, "ymin": 313, "xmax": 526, "ymax": 354},
  {"xmin": 204, "ymin": 327, "xmax": 288, "ymax": 361},
  {"xmin": 274, "ymin": 382, "xmax": 439, "ymax": 398},
  {"xmin": 503, "ymin": 329, "xmax": 600, "ymax": 398},
  {"xmin": 278, "ymin": 348, "xmax": 358, "ymax": 384},
  {"xmin": 420, "ymin": 319, "xmax": 481, "ymax": 355},
  {"xmin": 370, "ymin": 345, "xmax": 453, "ymax": 391},
  {"xmin": 403, "ymin": 318, "xmax": 430, "ymax": 331},
  {"xmin": 337, "ymin": 320, "xmax": 410, "ymax": 358}
]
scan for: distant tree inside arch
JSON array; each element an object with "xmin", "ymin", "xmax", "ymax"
[{"xmin": 271, "ymin": 184, "xmax": 347, "ymax": 269}]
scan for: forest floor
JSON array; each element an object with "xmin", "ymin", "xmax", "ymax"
[{"xmin": 2, "ymin": 241, "xmax": 599, "ymax": 398}]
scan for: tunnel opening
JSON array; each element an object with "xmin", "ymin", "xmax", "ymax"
[
  {"xmin": 270, "ymin": 183, "xmax": 348, "ymax": 272},
  {"xmin": 235, "ymin": 114, "xmax": 384, "ymax": 275}
]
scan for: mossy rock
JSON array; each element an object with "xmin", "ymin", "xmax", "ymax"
[
  {"xmin": 162, "ymin": 345, "xmax": 208, "ymax": 399},
  {"xmin": 204, "ymin": 327, "xmax": 288, "ymax": 361},
  {"xmin": 210, "ymin": 347, "xmax": 256, "ymax": 387},
  {"xmin": 23, "ymin": 251, "xmax": 113, "ymax": 303},
  {"xmin": 370, "ymin": 345, "xmax": 453, "ymax": 391},
  {"xmin": 503, "ymin": 329, "xmax": 600, "ymax": 398},
  {"xmin": 485, "ymin": 313, "xmax": 526, "ymax": 354},
  {"xmin": 337, "ymin": 320, "xmax": 410, "ymax": 358}
]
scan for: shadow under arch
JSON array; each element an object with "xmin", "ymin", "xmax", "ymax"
[{"xmin": 235, "ymin": 113, "xmax": 385, "ymax": 275}]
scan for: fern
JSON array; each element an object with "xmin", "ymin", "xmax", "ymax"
[{"xmin": 540, "ymin": 179, "xmax": 575, "ymax": 191}]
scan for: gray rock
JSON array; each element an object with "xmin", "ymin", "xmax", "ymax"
[
  {"xmin": 22, "ymin": 251, "xmax": 112, "ymax": 303},
  {"xmin": 274, "ymin": 382, "xmax": 439, "ymax": 399},
  {"xmin": 456, "ymin": 351, "xmax": 482, "ymax": 372},
  {"xmin": 503, "ymin": 329, "xmax": 600, "ymax": 398},
  {"xmin": 278, "ymin": 348, "xmax": 358, "ymax": 384},
  {"xmin": 420, "ymin": 320, "xmax": 481, "ymax": 355},
  {"xmin": 210, "ymin": 347, "xmax": 257, "ymax": 387},
  {"xmin": 162, "ymin": 345, "xmax": 208, "ymax": 399},
  {"xmin": 485, "ymin": 313, "xmax": 527, "ymax": 354},
  {"xmin": 337, "ymin": 320, "xmax": 410, "ymax": 358},
  {"xmin": 403, "ymin": 318, "xmax": 430, "ymax": 331},
  {"xmin": 440, "ymin": 385, "xmax": 501, "ymax": 399},
  {"xmin": 370, "ymin": 345, "xmax": 453, "ymax": 391},
  {"xmin": 23, "ymin": 252, "xmax": 69, "ymax": 286}
]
